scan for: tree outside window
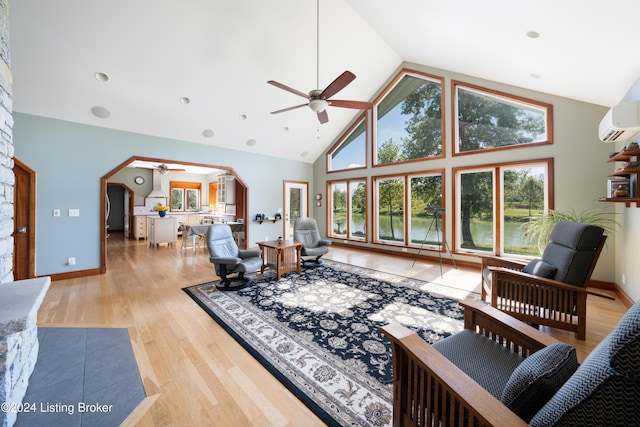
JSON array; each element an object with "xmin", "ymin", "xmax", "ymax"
[
  {"xmin": 455, "ymin": 160, "xmax": 551, "ymax": 256},
  {"xmin": 374, "ymin": 70, "xmax": 443, "ymax": 165},
  {"xmin": 454, "ymin": 82, "xmax": 552, "ymax": 154}
]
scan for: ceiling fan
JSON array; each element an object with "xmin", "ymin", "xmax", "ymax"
[
  {"xmin": 267, "ymin": 0, "xmax": 372, "ymax": 124},
  {"xmin": 138, "ymin": 163, "xmax": 186, "ymax": 175}
]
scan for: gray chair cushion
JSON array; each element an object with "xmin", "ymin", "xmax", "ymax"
[
  {"xmin": 501, "ymin": 343, "xmax": 578, "ymax": 422},
  {"xmin": 530, "ymin": 300, "xmax": 640, "ymax": 426},
  {"xmin": 541, "ymin": 221, "xmax": 604, "ymax": 286},
  {"xmin": 523, "ymin": 258, "xmax": 557, "ymax": 279},
  {"xmin": 433, "ymin": 329, "xmax": 524, "ymax": 399}
]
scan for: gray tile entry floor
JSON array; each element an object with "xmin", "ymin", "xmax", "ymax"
[{"xmin": 15, "ymin": 328, "xmax": 146, "ymax": 427}]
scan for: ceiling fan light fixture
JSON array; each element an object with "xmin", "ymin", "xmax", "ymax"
[{"xmin": 308, "ymin": 98, "xmax": 328, "ymax": 113}]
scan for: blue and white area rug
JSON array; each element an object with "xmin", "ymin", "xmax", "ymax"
[{"xmin": 183, "ymin": 259, "xmax": 477, "ymax": 426}]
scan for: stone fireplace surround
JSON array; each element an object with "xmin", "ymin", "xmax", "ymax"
[{"xmin": 0, "ymin": 277, "xmax": 50, "ymax": 427}]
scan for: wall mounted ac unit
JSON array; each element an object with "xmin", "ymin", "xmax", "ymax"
[{"xmin": 599, "ymin": 100, "xmax": 640, "ymax": 143}]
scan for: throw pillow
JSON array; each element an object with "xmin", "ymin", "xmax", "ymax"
[
  {"xmin": 500, "ymin": 343, "xmax": 578, "ymax": 422},
  {"xmin": 522, "ymin": 258, "xmax": 557, "ymax": 279}
]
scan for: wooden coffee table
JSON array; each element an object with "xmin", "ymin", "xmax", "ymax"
[{"xmin": 257, "ymin": 239, "xmax": 303, "ymax": 279}]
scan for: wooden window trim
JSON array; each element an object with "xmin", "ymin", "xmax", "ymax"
[
  {"xmin": 326, "ymin": 113, "xmax": 368, "ymax": 173},
  {"xmin": 452, "ymin": 158, "xmax": 554, "ymax": 257},
  {"xmin": 451, "ymin": 80, "xmax": 554, "ymax": 157},
  {"xmin": 372, "ymin": 68, "xmax": 446, "ymax": 167}
]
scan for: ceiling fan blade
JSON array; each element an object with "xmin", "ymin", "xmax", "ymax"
[
  {"xmin": 317, "ymin": 110, "xmax": 329, "ymax": 124},
  {"xmin": 320, "ymin": 71, "xmax": 356, "ymax": 99},
  {"xmin": 267, "ymin": 80, "xmax": 309, "ymax": 99},
  {"xmin": 329, "ymin": 100, "xmax": 373, "ymax": 110},
  {"xmin": 270, "ymin": 103, "xmax": 308, "ymax": 114}
]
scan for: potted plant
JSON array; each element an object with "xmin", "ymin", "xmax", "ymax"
[
  {"xmin": 155, "ymin": 205, "xmax": 169, "ymax": 217},
  {"xmin": 520, "ymin": 208, "xmax": 619, "ymax": 254}
]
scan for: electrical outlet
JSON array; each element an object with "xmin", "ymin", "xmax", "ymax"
[
  {"xmin": 67, "ymin": 257, "xmax": 76, "ymax": 266},
  {"xmin": 53, "ymin": 209, "xmax": 61, "ymax": 217},
  {"xmin": 68, "ymin": 209, "xmax": 80, "ymax": 217}
]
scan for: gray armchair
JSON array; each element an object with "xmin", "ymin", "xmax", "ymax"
[
  {"xmin": 293, "ymin": 217, "xmax": 331, "ymax": 267},
  {"xmin": 207, "ymin": 224, "xmax": 262, "ymax": 291}
]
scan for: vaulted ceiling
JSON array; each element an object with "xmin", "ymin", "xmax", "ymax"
[{"xmin": 9, "ymin": 0, "xmax": 640, "ymax": 163}]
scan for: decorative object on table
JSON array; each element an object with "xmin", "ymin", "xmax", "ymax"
[
  {"xmin": 183, "ymin": 259, "xmax": 473, "ymax": 427},
  {"xmin": 274, "ymin": 212, "xmax": 282, "ymax": 220},
  {"xmin": 277, "ymin": 236, "xmax": 283, "ymax": 244},
  {"xmin": 154, "ymin": 205, "xmax": 169, "ymax": 217}
]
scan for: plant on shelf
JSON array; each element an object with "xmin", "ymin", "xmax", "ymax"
[{"xmin": 520, "ymin": 208, "xmax": 619, "ymax": 254}]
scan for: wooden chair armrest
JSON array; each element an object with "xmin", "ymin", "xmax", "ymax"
[
  {"xmin": 480, "ymin": 255, "xmax": 528, "ymax": 271},
  {"xmin": 488, "ymin": 267, "xmax": 589, "ymax": 294},
  {"xmin": 459, "ymin": 299, "xmax": 559, "ymax": 354},
  {"xmin": 381, "ymin": 322, "xmax": 528, "ymax": 427}
]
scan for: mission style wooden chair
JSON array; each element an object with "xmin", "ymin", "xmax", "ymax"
[
  {"xmin": 382, "ymin": 298, "xmax": 640, "ymax": 427},
  {"xmin": 480, "ymin": 221, "xmax": 606, "ymax": 340}
]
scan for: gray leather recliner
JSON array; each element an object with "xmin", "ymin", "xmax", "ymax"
[
  {"xmin": 293, "ymin": 217, "xmax": 331, "ymax": 267},
  {"xmin": 207, "ymin": 224, "xmax": 262, "ymax": 290}
]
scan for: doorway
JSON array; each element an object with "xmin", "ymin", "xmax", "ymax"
[
  {"xmin": 283, "ymin": 181, "xmax": 308, "ymax": 240},
  {"xmin": 107, "ymin": 183, "xmax": 134, "ymax": 238},
  {"xmin": 13, "ymin": 158, "xmax": 36, "ymax": 279},
  {"xmin": 100, "ymin": 156, "xmax": 249, "ymax": 274}
]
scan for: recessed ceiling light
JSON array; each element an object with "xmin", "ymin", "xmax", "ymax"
[
  {"xmin": 202, "ymin": 129, "xmax": 215, "ymax": 138},
  {"xmin": 526, "ymin": 31, "xmax": 540, "ymax": 39},
  {"xmin": 94, "ymin": 72, "xmax": 109, "ymax": 82},
  {"xmin": 91, "ymin": 106, "xmax": 111, "ymax": 118},
  {"xmin": 283, "ymin": 126, "xmax": 289, "ymax": 132},
  {"xmin": 300, "ymin": 151, "xmax": 309, "ymax": 157},
  {"xmin": 239, "ymin": 114, "xmax": 248, "ymax": 120},
  {"xmin": 246, "ymin": 139, "xmax": 256, "ymax": 146},
  {"xmin": 530, "ymin": 73, "xmax": 542, "ymax": 79},
  {"xmin": 180, "ymin": 97, "xmax": 191, "ymax": 105}
]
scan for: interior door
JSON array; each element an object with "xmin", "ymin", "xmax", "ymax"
[
  {"xmin": 283, "ymin": 181, "xmax": 308, "ymax": 240},
  {"xmin": 13, "ymin": 158, "xmax": 36, "ymax": 279}
]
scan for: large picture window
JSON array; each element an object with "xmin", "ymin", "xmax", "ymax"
[
  {"xmin": 326, "ymin": 114, "xmax": 367, "ymax": 172},
  {"xmin": 454, "ymin": 81, "xmax": 552, "ymax": 155},
  {"xmin": 454, "ymin": 159, "xmax": 553, "ymax": 257},
  {"xmin": 374, "ymin": 70, "xmax": 444, "ymax": 166},
  {"xmin": 328, "ymin": 179, "xmax": 367, "ymax": 240},
  {"xmin": 373, "ymin": 170, "xmax": 444, "ymax": 247}
]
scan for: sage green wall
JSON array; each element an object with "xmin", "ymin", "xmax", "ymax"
[
  {"xmin": 313, "ymin": 62, "xmax": 619, "ymax": 287},
  {"xmin": 14, "ymin": 113, "xmax": 313, "ymax": 276},
  {"xmin": 612, "ymin": 76, "xmax": 640, "ymax": 301}
]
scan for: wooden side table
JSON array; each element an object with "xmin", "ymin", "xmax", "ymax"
[{"xmin": 256, "ymin": 239, "xmax": 303, "ymax": 279}]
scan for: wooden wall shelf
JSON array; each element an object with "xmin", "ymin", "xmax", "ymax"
[
  {"xmin": 253, "ymin": 218, "xmax": 281, "ymax": 224},
  {"xmin": 601, "ymin": 148, "xmax": 640, "ymax": 207}
]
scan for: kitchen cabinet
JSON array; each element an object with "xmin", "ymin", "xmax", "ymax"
[
  {"xmin": 217, "ymin": 175, "xmax": 235, "ymax": 204},
  {"xmin": 133, "ymin": 216, "xmax": 147, "ymax": 240},
  {"xmin": 147, "ymin": 216, "xmax": 178, "ymax": 247}
]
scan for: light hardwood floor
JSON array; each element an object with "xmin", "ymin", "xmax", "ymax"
[{"xmin": 37, "ymin": 233, "xmax": 630, "ymax": 426}]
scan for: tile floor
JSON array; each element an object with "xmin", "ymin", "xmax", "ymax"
[{"xmin": 14, "ymin": 328, "xmax": 145, "ymax": 427}]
